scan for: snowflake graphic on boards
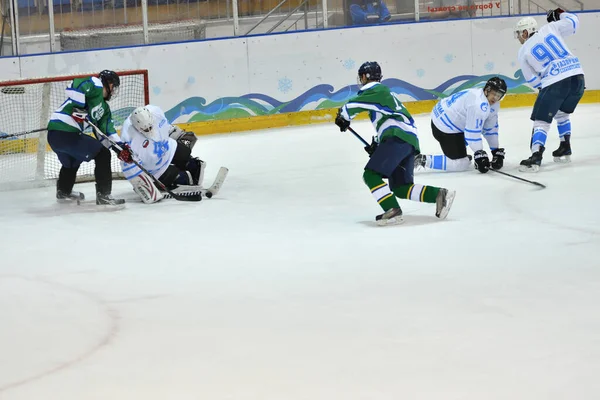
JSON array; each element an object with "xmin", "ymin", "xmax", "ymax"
[
  {"xmin": 444, "ymin": 54, "xmax": 454, "ymax": 63},
  {"xmin": 278, "ymin": 77, "xmax": 293, "ymax": 94},
  {"xmin": 416, "ymin": 69, "xmax": 425, "ymax": 78},
  {"xmin": 485, "ymin": 62, "xmax": 495, "ymax": 71},
  {"xmin": 342, "ymin": 59, "xmax": 356, "ymax": 70}
]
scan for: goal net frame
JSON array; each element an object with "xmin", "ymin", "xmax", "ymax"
[{"xmin": 0, "ymin": 69, "xmax": 149, "ymax": 191}]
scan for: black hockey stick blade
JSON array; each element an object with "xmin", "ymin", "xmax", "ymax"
[
  {"xmin": 489, "ymin": 168, "xmax": 546, "ymax": 189},
  {"xmin": 164, "ymin": 191, "xmax": 202, "ymax": 201}
]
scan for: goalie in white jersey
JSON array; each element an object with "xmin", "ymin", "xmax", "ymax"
[
  {"xmin": 515, "ymin": 9, "xmax": 585, "ymax": 172},
  {"xmin": 120, "ymin": 105, "xmax": 205, "ymax": 203},
  {"xmin": 415, "ymin": 77, "xmax": 507, "ymax": 174}
]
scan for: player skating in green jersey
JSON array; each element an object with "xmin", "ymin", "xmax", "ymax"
[{"xmin": 335, "ymin": 61, "xmax": 456, "ymax": 225}]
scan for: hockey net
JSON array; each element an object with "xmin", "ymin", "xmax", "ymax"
[
  {"xmin": 0, "ymin": 69, "xmax": 149, "ymax": 191},
  {"xmin": 60, "ymin": 20, "xmax": 207, "ymax": 51}
]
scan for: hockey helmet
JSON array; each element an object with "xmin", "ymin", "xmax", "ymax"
[
  {"xmin": 514, "ymin": 17, "xmax": 538, "ymax": 40},
  {"xmin": 131, "ymin": 106, "xmax": 155, "ymax": 139},
  {"xmin": 484, "ymin": 77, "xmax": 507, "ymax": 102},
  {"xmin": 357, "ymin": 61, "xmax": 382, "ymax": 86},
  {"xmin": 98, "ymin": 70, "xmax": 120, "ymax": 101}
]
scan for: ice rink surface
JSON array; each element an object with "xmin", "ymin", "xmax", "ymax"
[{"xmin": 1, "ymin": 105, "xmax": 599, "ymax": 400}]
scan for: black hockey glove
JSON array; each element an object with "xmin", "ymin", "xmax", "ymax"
[
  {"xmin": 491, "ymin": 148, "xmax": 505, "ymax": 170},
  {"xmin": 335, "ymin": 109, "xmax": 350, "ymax": 132},
  {"xmin": 547, "ymin": 8, "xmax": 564, "ymax": 22},
  {"xmin": 473, "ymin": 150, "xmax": 490, "ymax": 173},
  {"xmin": 364, "ymin": 137, "xmax": 378, "ymax": 157}
]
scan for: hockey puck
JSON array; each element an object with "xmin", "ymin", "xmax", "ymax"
[{"xmin": 205, "ymin": 191, "xmax": 213, "ymax": 199}]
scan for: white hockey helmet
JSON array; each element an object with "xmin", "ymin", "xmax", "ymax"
[
  {"xmin": 515, "ymin": 16, "xmax": 538, "ymax": 40},
  {"xmin": 131, "ymin": 106, "xmax": 155, "ymax": 139}
]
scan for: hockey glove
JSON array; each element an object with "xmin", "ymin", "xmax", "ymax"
[
  {"xmin": 335, "ymin": 109, "xmax": 351, "ymax": 132},
  {"xmin": 546, "ymin": 8, "xmax": 564, "ymax": 23},
  {"xmin": 491, "ymin": 148, "xmax": 505, "ymax": 170},
  {"xmin": 114, "ymin": 142, "xmax": 134, "ymax": 163},
  {"xmin": 364, "ymin": 137, "xmax": 378, "ymax": 157},
  {"xmin": 72, "ymin": 108, "xmax": 88, "ymax": 124},
  {"xmin": 473, "ymin": 150, "xmax": 490, "ymax": 173}
]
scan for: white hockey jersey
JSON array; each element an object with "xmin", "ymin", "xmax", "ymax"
[
  {"xmin": 431, "ymin": 88, "xmax": 500, "ymax": 152},
  {"xmin": 518, "ymin": 12, "xmax": 584, "ymax": 90},
  {"xmin": 120, "ymin": 105, "xmax": 177, "ymax": 180}
]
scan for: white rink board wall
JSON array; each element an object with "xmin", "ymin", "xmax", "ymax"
[{"xmin": 3, "ymin": 12, "xmax": 600, "ymax": 124}]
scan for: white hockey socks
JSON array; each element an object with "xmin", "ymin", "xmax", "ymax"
[
  {"xmin": 554, "ymin": 111, "xmax": 571, "ymax": 141},
  {"xmin": 426, "ymin": 155, "xmax": 471, "ymax": 172},
  {"xmin": 130, "ymin": 173, "xmax": 164, "ymax": 204},
  {"xmin": 531, "ymin": 120, "xmax": 551, "ymax": 152}
]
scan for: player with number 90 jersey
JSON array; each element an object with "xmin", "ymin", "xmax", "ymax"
[{"xmin": 517, "ymin": 12, "xmax": 583, "ymax": 90}]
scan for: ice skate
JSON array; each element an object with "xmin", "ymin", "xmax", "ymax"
[
  {"xmin": 519, "ymin": 146, "xmax": 545, "ymax": 173},
  {"xmin": 414, "ymin": 153, "xmax": 426, "ymax": 170},
  {"xmin": 375, "ymin": 207, "xmax": 403, "ymax": 226},
  {"xmin": 435, "ymin": 188, "xmax": 456, "ymax": 219},
  {"xmin": 56, "ymin": 189, "xmax": 85, "ymax": 205},
  {"xmin": 96, "ymin": 192, "xmax": 125, "ymax": 206},
  {"xmin": 552, "ymin": 136, "xmax": 572, "ymax": 163}
]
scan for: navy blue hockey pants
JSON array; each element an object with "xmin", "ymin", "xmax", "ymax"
[
  {"xmin": 47, "ymin": 130, "xmax": 105, "ymax": 169},
  {"xmin": 531, "ymin": 74, "xmax": 585, "ymax": 123},
  {"xmin": 365, "ymin": 136, "xmax": 415, "ymax": 189}
]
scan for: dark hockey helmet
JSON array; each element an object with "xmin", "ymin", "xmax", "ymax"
[
  {"xmin": 484, "ymin": 77, "xmax": 507, "ymax": 100},
  {"xmin": 358, "ymin": 61, "xmax": 382, "ymax": 82},
  {"xmin": 98, "ymin": 70, "xmax": 120, "ymax": 101}
]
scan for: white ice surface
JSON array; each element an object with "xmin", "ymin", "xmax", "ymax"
[{"xmin": 1, "ymin": 105, "xmax": 599, "ymax": 400}]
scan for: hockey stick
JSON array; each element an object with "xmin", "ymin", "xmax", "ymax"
[
  {"xmin": 488, "ymin": 168, "xmax": 546, "ymax": 189},
  {"xmin": 348, "ymin": 127, "xmax": 370, "ymax": 147},
  {"xmin": 0, "ymin": 127, "xmax": 47, "ymax": 139},
  {"xmin": 162, "ymin": 167, "xmax": 229, "ymax": 199},
  {"xmin": 85, "ymin": 119, "xmax": 202, "ymax": 202}
]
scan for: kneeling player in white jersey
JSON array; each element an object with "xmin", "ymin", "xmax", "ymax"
[
  {"xmin": 515, "ymin": 10, "xmax": 585, "ymax": 172},
  {"xmin": 415, "ymin": 77, "xmax": 507, "ymax": 174},
  {"xmin": 120, "ymin": 105, "xmax": 205, "ymax": 203}
]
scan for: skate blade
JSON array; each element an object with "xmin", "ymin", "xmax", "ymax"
[
  {"xmin": 377, "ymin": 216, "xmax": 404, "ymax": 226},
  {"xmin": 518, "ymin": 164, "xmax": 540, "ymax": 173},
  {"xmin": 436, "ymin": 190, "xmax": 456, "ymax": 220},
  {"xmin": 553, "ymin": 155, "xmax": 571, "ymax": 163},
  {"xmin": 57, "ymin": 198, "xmax": 82, "ymax": 206}
]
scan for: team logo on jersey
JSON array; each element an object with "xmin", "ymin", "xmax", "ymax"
[
  {"xmin": 142, "ymin": 139, "xmax": 149, "ymax": 148},
  {"xmin": 90, "ymin": 104, "xmax": 105, "ymax": 120},
  {"xmin": 480, "ymin": 102, "xmax": 488, "ymax": 112}
]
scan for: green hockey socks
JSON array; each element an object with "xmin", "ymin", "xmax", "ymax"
[
  {"xmin": 393, "ymin": 183, "xmax": 439, "ymax": 203},
  {"xmin": 363, "ymin": 169, "xmax": 400, "ymax": 211},
  {"xmin": 363, "ymin": 169, "xmax": 440, "ymax": 210}
]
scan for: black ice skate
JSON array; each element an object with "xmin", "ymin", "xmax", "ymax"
[
  {"xmin": 56, "ymin": 189, "xmax": 85, "ymax": 205},
  {"xmin": 552, "ymin": 135, "xmax": 572, "ymax": 163},
  {"xmin": 375, "ymin": 207, "xmax": 403, "ymax": 226},
  {"xmin": 414, "ymin": 153, "xmax": 427, "ymax": 170},
  {"xmin": 435, "ymin": 188, "xmax": 456, "ymax": 219},
  {"xmin": 96, "ymin": 192, "xmax": 125, "ymax": 206},
  {"xmin": 519, "ymin": 146, "xmax": 545, "ymax": 173}
]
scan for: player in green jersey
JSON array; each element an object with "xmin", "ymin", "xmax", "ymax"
[
  {"xmin": 335, "ymin": 61, "xmax": 456, "ymax": 225},
  {"xmin": 47, "ymin": 70, "xmax": 133, "ymax": 206}
]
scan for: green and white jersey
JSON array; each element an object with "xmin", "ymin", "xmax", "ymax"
[
  {"xmin": 47, "ymin": 76, "xmax": 117, "ymax": 139},
  {"xmin": 339, "ymin": 82, "xmax": 420, "ymax": 151}
]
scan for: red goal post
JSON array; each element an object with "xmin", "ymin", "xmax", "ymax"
[{"xmin": 0, "ymin": 69, "xmax": 149, "ymax": 190}]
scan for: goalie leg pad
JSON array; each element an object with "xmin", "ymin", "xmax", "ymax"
[{"xmin": 130, "ymin": 173, "xmax": 164, "ymax": 204}]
